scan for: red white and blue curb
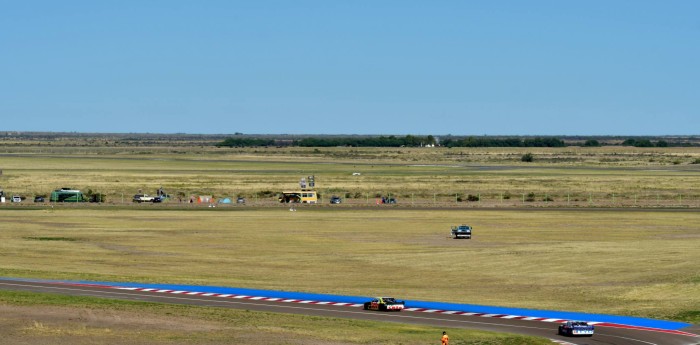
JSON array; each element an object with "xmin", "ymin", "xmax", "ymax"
[
  {"xmin": 115, "ymin": 286, "xmax": 364, "ymax": 307},
  {"xmin": 63, "ymin": 282, "xmax": 697, "ymax": 338}
]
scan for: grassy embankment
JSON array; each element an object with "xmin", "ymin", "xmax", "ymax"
[{"xmin": 0, "ymin": 208, "xmax": 697, "ymax": 323}]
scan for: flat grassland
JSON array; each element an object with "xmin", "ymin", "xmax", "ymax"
[
  {"xmin": 2, "ymin": 145, "xmax": 700, "ymax": 207},
  {"xmin": 0, "ymin": 142, "xmax": 699, "ymax": 343},
  {"xmin": 1, "ymin": 208, "xmax": 697, "ymax": 322}
]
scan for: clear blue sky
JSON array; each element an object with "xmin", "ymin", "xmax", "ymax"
[{"xmin": 2, "ymin": 1, "xmax": 698, "ymax": 135}]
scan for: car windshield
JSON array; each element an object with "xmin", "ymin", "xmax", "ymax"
[{"xmin": 383, "ymin": 298, "xmax": 395, "ymax": 303}]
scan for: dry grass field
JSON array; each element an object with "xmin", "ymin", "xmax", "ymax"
[
  {"xmin": 0, "ymin": 140, "xmax": 698, "ymax": 344},
  {"xmin": 0, "ymin": 208, "xmax": 697, "ymax": 323},
  {"xmin": 2, "ymin": 145, "xmax": 700, "ymax": 207}
]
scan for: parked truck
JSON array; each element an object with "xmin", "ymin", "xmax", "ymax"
[{"xmin": 450, "ymin": 225, "xmax": 472, "ymax": 239}]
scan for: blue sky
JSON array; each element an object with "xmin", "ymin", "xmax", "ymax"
[{"xmin": 1, "ymin": 1, "xmax": 698, "ymax": 135}]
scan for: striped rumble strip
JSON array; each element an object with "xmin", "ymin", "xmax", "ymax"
[{"xmin": 114, "ymin": 286, "xmax": 364, "ymax": 307}]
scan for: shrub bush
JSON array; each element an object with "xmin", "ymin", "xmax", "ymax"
[{"xmin": 525, "ymin": 192, "xmax": 536, "ymax": 202}]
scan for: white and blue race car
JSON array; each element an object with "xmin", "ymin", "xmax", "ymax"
[{"xmin": 558, "ymin": 321, "xmax": 594, "ymax": 337}]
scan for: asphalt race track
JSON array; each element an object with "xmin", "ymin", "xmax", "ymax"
[{"xmin": 0, "ymin": 279, "xmax": 698, "ymax": 345}]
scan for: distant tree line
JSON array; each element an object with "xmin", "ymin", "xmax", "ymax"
[
  {"xmin": 215, "ymin": 136, "xmax": 700, "ymax": 148},
  {"xmin": 297, "ymin": 135, "xmax": 436, "ymax": 147},
  {"xmin": 621, "ymin": 138, "xmax": 677, "ymax": 147},
  {"xmin": 441, "ymin": 137, "xmax": 566, "ymax": 148},
  {"xmin": 216, "ymin": 137, "xmax": 276, "ymax": 147},
  {"xmin": 583, "ymin": 139, "xmax": 601, "ymax": 147},
  {"xmin": 217, "ymin": 135, "xmax": 437, "ymax": 148}
]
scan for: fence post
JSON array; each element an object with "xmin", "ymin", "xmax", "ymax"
[
  {"xmin": 567, "ymin": 193, "xmax": 570, "ymax": 206},
  {"xmin": 589, "ymin": 193, "xmax": 592, "ymax": 206},
  {"xmin": 434, "ymin": 193, "xmax": 436, "ymax": 205},
  {"xmin": 522, "ymin": 193, "xmax": 525, "ymax": 204},
  {"xmin": 478, "ymin": 193, "xmax": 481, "ymax": 205}
]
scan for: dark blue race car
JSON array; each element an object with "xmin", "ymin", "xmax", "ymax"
[{"xmin": 558, "ymin": 321, "xmax": 594, "ymax": 337}]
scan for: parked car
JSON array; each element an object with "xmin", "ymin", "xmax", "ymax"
[
  {"xmin": 11, "ymin": 195, "xmax": 22, "ymax": 203},
  {"xmin": 450, "ymin": 225, "xmax": 472, "ymax": 239},
  {"xmin": 330, "ymin": 195, "xmax": 342, "ymax": 204},
  {"xmin": 34, "ymin": 196, "xmax": 45, "ymax": 203},
  {"xmin": 133, "ymin": 194, "xmax": 155, "ymax": 203},
  {"xmin": 379, "ymin": 196, "xmax": 397, "ymax": 204},
  {"xmin": 236, "ymin": 197, "xmax": 246, "ymax": 204}
]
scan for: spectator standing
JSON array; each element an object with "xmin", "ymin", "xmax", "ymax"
[{"xmin": 441, "ymin": 331, "xmax": 449, "ymax": 345}]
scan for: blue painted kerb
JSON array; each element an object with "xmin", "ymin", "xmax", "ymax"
[{"xmin": 4, "ymin": 278, "xmax": 691, "ymax": 331}]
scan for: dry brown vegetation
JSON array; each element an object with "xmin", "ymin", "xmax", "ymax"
[
  {"xmin": 0, "ymin": 208, "xmax": 698, "ymax": 323},
  {"xmin": 0, "ymin": 136, "xmax": 698, "ymax": 344},
  {"xmin": 2, "ymin": 144, "xmax": 700, "ymax": 208}
]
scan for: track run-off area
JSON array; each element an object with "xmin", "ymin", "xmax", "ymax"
[{"xmin": 0, "ymin": 278, "xmax": 697, "ymax": 345}]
